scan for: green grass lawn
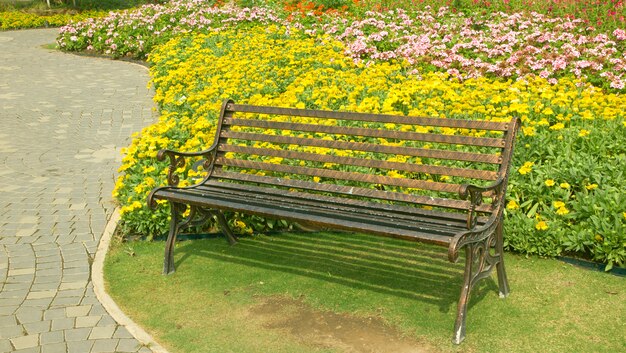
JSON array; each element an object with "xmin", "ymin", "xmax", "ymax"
[{"xmin": 104, "ymin": 231, "xmax": 625, "ymax": 353}]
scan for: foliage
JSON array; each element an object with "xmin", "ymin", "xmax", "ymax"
[{"xmin": 112, "ymin": 24, "xmax": 626, "ymax": 268}]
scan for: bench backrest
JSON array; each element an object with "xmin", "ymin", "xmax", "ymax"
[{"xmin": 205, "ymin": 99, "xmax": 518, "ymax": 216}]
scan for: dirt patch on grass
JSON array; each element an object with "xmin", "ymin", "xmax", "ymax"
[{"xmin": 250, "ymin": 296, "xmax": 437, "ymax": 353}]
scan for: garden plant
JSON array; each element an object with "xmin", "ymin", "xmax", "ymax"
[{"xmin": 53, "ymin": 0, "xmax": 626, "ymax": 272}]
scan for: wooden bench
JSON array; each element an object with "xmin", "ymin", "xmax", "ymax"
[{"xmin": 147, "ymin": 99, "xmax": 519, "ymax": 344}]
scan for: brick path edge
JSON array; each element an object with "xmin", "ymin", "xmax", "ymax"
[{"xmin": 92, "ymin": 209, "xmax": 170, "ymax": 353}]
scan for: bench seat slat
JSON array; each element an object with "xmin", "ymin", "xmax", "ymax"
[
  {"xmin": 210, "ymin": 170, "xmax": 494, "ymax": 213},
  {"xmin": 224, "ymin": 118, "xmax": 506, "ymax": 148},
  {"xmin": 220, "ymin": 131, "xmax": 502, "ymax": 164},
  {"xmin": 154, "ymin": 187, "xmax": 457, "ymax": 246},
  {"xmin": 215, "ymin": 157, "xmax": 464, "ymax": 194},
  {"xmin": 197, "ymin": 185, "xmax": 465, "ymax": 235},
  {"xmin": 199, "ymin": 181, "xmax": 490, "ymax": 228},
  {"xmin": 218, "ymin": 144, "xmax": 498, "ymax": 180},
  {"xmin": 228, "ymin": 104, "xmax": 511, "ymax": 131}
]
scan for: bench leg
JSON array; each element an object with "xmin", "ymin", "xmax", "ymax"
[
  {"xmin": 453, "ymin": 245, "xmax": 473, "ymax": 344},
  {"xmin": 212, "ymin": 210, "xmax": 238, "ymax": 245},
  {"xmin": 495, "ymin": 221, "xmax": 510, "ymax": 298},
  {"xmin": 163, "ymin": 203, "xmax": 184, "ymax": 275}
]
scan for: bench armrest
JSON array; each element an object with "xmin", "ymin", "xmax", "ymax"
[
  {"xmin": 458, "ymin": 177, "xmax": 506, "ymax": 229},
  {"xmin": 448, "ymin": 213, "xmax": 500, "ymax": 262},
  {"xmin": 157, "ymin": 147, "xmax": 217, "ymax": 187}
]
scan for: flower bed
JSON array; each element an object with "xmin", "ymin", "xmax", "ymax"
[
  {"xmin": 113, "ymin": 24, "xmax": 626, "ymax": 269},
  {"xmin": 0, "ymin": 10, "xmax": 107, "ymax": 30},
  {"xmin": 57, "ymin": 1, "xmax": 626, "ymax": 93}
]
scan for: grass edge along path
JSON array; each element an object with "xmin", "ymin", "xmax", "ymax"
[{"xmin": 104, "ymin": 231, "xmax": 625, "ymax": 353}]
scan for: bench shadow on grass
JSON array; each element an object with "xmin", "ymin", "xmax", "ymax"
[{"xmin": 174, "ymin": 231, "xmax": 498, "ymax": 315}]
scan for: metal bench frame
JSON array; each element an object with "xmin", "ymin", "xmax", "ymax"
[{"xmin": 148, "ymin": 99, "xmax": 519, "ymax": 344}]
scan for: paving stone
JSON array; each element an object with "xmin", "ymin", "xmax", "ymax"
[
  {"xmin": 64, "ymin": 327, "xmax": 91, "ymax": 342},
  {"xmin": 0, "ymin": 324, "xmax": 24, "ymax": 339},
  {"xmin": 88, "ymin": 325, "xmax": 116, "ymax": 340},
  {"xmin": 75, "ymin": 315, "xmax": 101, "ymax": 328},
  {"xmin": 115, "ymin": 338, "xmax": 141, "ymax": 352},
  {"xmin": 40, "ymin": 330, "xmax": 65, "ymax": 345},
  {"xmin": 65, "ymin": 305, "xmax": 92, "ymax": 318},
  {"xmin": 67, "ymin": 340, "xmax": 95, "ymax": 353},
  {"xmin": 51, "ymin": 296, "xmax": 82, "ymax": 307},
  {"xmin": 90, "ymin": 338, "xmax": 120, "ymax": 353},
  {"xmin": 112, "ymin": 326, "xmax": 134, "ymax": 339},
  {"xmin": 88, "ymin": 305, "xmax": 107, "ymax": 316},
  {"xmin": 56, "ymin": 288, "xmax": 85, "ymax": 298},
  {"xmin": 95, "ymin": 315, "xmax": 116, "ymax": 327},
  {"xmin": 13, "ymin": 347, "xmax": 41, "ymax": 353},
  {"xmin": 8, "ymin": 268, "xmax": 36, "ymax": 276},
  {"xmin": 0, "ymin": 306, "xmax": 16, "ymax": 315},
  {"xmin": 22, "ymin": 320, "xmax": 51, "ymax": 335},
  {"xmin": 79, "ymin": 296, "xmax": 100, "ymax": 305},
  {"xmin": 34, "ymin": 275, "xmax": 62, "ymax": 284},
  {"xmin": 0, "ymin": 297, "xmax": 25, "ymax": 307},
  {"xmin": 21, "ymin": 298, "xmax": 54, "ymax": 309},
  {"xmin": 10, "ymin": 334, "xmax": 40, "ymax": 350},
  {"xmin": 26, "ymin": 290, "xmax": 56, "ymax": 300},
  {"xmin": 41, "ymin": 342, "xmax": 67, "ymax": 353},
  {"xmin": 15, "ymin": 309, "xmax": 44, "ymax": 324},
  {"xmin": 0, "ymin": 289, "xmax": 28, "ymax": 299},
  {"xmin": 51, "ymin": 317, "xmax": 74, "ymax": 331},
  {"xmin": 0, "ymin": 338, "xmax": 13, "ymax": 353},
  {"xmin": 0, "ymin": 315, "xmax": 17, "ymax": 327},
  {"xmin": 43, "ymin": 308, "xmax": 66, "ymax": 320}
]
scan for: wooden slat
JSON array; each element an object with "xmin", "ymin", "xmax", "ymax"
[
  {"xmin": 200, "ymin": 180, "xmax": 491, "ymax": 225},
  {"xmin": 219, "ymin": 144, "xmax": 498, "ymax": 180},
  {"xmin": 210, "ymin": 170, "xmax": 494, "ymax": 212},
  {"xmin": 220, "ymin": 131, "xmax": 502, "ymax": 164},
  {"xmin": 215, "ymin": 158, "xmax": 463, "ymax": 194},
  {"xmin": 156, "ymin": 186, "xmax": 454, "ymax": 245},
  {"xmin": 227, "ymin": 103, "xmax": 511, "ymax": 131},
  {"xmin": 224, "ymin": 118, "xmax": 505, "ymax": 148},
  {"xmin": 194, "ymin": 185, "xmax": 463, "ymax": 236}
]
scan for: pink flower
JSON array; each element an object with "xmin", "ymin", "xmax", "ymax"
[{"xmin": 613, "ymin": 29, "xmax": 626, "ymax": 40}]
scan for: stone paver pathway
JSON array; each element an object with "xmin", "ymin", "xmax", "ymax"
[{"xmin": 1, "ymin": 29, "xmax": 156, "ymax": 353}]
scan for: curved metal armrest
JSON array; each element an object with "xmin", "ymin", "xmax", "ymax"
[
  {"xmin": 157, "ymin": 146, "xmax": 217, "ymax": 187},
  {"xmin": 458, "ymin": 177, "xmax": 505, "ymax": 229},
  {"xmin": 459, "ymin": 177, "xmax": 505, "ymax": 201},
  {"xmin": 448, "ymin": 212, "xmax": 500, "ymax": 262}
]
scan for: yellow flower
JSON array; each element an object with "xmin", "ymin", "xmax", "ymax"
[
  {"xmin": 553, "ymin": 201, "xmax": 565, "ymax": 209},
  {"xmin": 549, "ymin": 122, "xmax": 565, "ymax": 130},
  {"xmin": 522, "ymin": 126, "xmax": 535, "ymax": 136},
  {"xmin": 585, "ymin": 183, "xmax": 598, "ymax": 190},
  {"xmin": 578, "ymin": 129, "xmax": 590, "ymax": 137},
  {"xmin": 594, "ymin": 234, "xmax": 603, "ymax": 242},
  {"xmin": 544, "ymin": 179, "xmax": 555, "ymax": 187},
  {"xmin": 560, "ymin": 182, "xmax": 570, "ymax": 189},
  {"xmin": 518, "ymin": 161, "xmax": 534, "ymax": 175},
  {"xmin": 506, "ymin": 200, "xmax": 519, "ymax": 210},
  {"xmin": 556, "ymin": 207, "xmax": 569, "ymax": 215},
  {"xmin": 535, "ymin": 221, "xmax": 548, "ymax": 231}
]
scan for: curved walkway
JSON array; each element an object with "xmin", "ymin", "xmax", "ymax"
[{"xmin": 1, "ymin": 29, "xmax": 157, "ymax": 353}]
